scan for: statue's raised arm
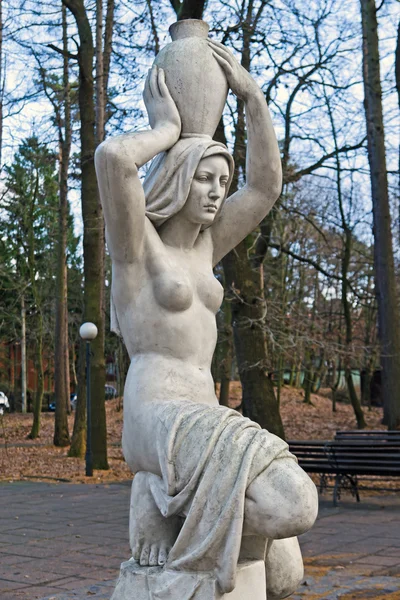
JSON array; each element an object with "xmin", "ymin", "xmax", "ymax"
[
  {"xmin": 95, "ymin": 66, "xmax": 181, "ymax": 263},
  {"xmin": 208, "ymin": 40, "xmax": 283, "ymax": 266}
]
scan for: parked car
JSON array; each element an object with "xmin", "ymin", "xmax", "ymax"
[
  {"xmin": 0, "ymin": 391, "xmax": 10, "ymax": 415},
  {"xmin": 65, "ymin": 386, "xmax": 117, "ymax": 411}
]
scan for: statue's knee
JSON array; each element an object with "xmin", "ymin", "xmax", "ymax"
[
  {"xmin": 245, "ymin": 459, "xmax": 318, "ymax": 539},
  {"xmin": 286, "ymin": 471, "xmax": 318, "ymax": 537}
]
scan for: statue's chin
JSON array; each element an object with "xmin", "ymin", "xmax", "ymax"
[{"xmin": 193, "ymin": 212, "xmax": 218, "ymax": 227}]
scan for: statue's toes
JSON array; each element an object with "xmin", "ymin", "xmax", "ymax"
[
  {"xmin": 140, "ymin": 545, "xmax": 150, "ymax": 566},
  {"xmin": 158, "ymin": 544, "xmax": 168, "ymax": 566},
  {"xmin": 132, "ymin": 541, "xmax": 141, "ymax": 561},
  {"xmin": 149, "ymin": 544, "xmax": 159, "ymax": 566}
]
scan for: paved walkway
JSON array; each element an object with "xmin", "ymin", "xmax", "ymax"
[{"xmin": 0, "ymin": 482, "xmax": 399, "ymax": 599}]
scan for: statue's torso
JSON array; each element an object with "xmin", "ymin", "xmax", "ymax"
[{"xmin": 112, "ymin": 219, "xmax": 223, "ymax": 403}]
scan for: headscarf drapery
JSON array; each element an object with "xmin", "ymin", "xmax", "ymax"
[
  {"xmin": 143, "ymin": 135, "xmax": 234, "ymax": 227},
  {"xmin": 111, "ymin": 136, "xmax": 234, "ymax": 336}
]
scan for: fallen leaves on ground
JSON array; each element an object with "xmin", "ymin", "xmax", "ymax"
[{"xmin": 0, "ymin": 385, "xmax": 386, "ymax": 484}]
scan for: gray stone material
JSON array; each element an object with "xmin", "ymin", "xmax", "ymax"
[
  {"xmin": 111, "ymin": 559, "xmax": 266, "ymax": 600},
  {"xmin": 95, "ymin": 18, "xmax": 318, "ymax": 599}
]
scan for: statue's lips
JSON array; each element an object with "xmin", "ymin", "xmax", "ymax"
[{"xmin": 204, "ymin": 204, "xmax": 218, "ymax": 211}]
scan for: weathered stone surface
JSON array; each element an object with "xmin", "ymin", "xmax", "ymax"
[
  {"xmin": 95, "ymin": 16, "xmax": 318, "ymax": 600},
  {"xmin": 111, "ymin": 559, "xmax": 267, "ymax": 600}
]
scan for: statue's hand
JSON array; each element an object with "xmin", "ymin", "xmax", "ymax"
[
  {"xmin": 143, "ymin": 66, "xmax": 181, "ymax": 140},
  {"xmin": 208, "ymin": 39, "xmax": 260, "ymax": 102}
]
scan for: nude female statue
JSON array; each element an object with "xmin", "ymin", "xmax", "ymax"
[{"xmin": 95, "ymin": 39, "xmax": 318, "ymax": 599}]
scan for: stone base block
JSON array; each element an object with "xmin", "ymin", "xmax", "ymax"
[{"xmin": 111, "ymin": 558, "xmax": 267, "ymax": 600}]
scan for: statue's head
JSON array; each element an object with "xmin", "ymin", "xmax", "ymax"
[
  {"xmin": 180, "ymin": 152, "xmax": 231, "ymax": 227},
  {"xmin": 143, "ymin": 136, "xmax": 234, "ymax": 228}
]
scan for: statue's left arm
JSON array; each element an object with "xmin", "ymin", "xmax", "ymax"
[{"xmin": 209, "ymin": 40, "xmax": 282, "ymax": 266}]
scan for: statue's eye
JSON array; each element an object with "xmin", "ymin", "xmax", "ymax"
[
  {"xmin": 220, "ymin": 178, "xmax": 229, "ymax": 186},
  {"xmin": 196, "ymin": 175, "xmax": 208, "ymax": 182}
]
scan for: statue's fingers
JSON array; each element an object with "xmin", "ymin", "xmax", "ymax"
[
  {"xmin": 157, "ymin": 68, "xmax": 169, "ymax": 98},
  {"xmin": 208, "ymin": 39, "xmax": 235, "ymax": 64},
  {"xmin": 211, "ymin": 51, "xmax": 234, "ymax": 77},
  {"xmin": 148, "ymin": 65, "xmax": 159, "ymax": 98},
  {"xmin": 144, "ymin": 70, "xmax": 152, "ymax": 99}
]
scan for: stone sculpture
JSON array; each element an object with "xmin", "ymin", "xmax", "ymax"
[{"xmin": 95, "ymin": 19, "xmax": 318, "ymax": 600}]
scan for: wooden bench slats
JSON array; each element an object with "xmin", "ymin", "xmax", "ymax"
[{"xmin": 288, "ymin": 432, "xmax": 400, "ymax": 505}]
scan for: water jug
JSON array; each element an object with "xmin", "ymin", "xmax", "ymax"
[{"xmin": 154, "ymin": 20, "xmax": 228, "ymax": 138}]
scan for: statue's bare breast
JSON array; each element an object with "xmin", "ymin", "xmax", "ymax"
[{"xmin": 112, "ymin": 222, "xmax": 223, "ymax": 403}]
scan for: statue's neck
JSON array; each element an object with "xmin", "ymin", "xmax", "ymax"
[{"xmin": 158, "ymin": 214, "xmax": 202, "ymax": 250}]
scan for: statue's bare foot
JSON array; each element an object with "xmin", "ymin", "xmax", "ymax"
[{"xmin": 129, "ymin": 471, "xmax": 182, "ymax": 567}]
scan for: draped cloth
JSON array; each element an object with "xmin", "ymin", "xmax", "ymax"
[
  {"xmin": 142, "ymin": 401, "xmax": 294, "ymax": 599},
  {"xmin": 110, "ymin": 136, "xmax": 234, "ymax": 336}
]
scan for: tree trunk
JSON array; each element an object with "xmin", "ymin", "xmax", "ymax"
[
  {"xmin": 29, "ymin": 313, "xmax": 44, "ymax": 439},
  {"xmin": 96, "ymin": 0, "xmax": 105, "ymax": 146},
  {"xmin": 346, "ymin": 368, "xmax": 366, "ymax": 429},
  {"xmin": 218, "ymin": 11, "xmax": 284, "ymax": 437},
  {"xmin": 223, "ymin": 245, "xmax": 284, "ymax": 438},
  {"xmin": 63, "ymin": 0, "xmax": 108, "ymax": 468},
  {"xmin": 0, "ymin": 0, "xmax": 3, "ymax": 170},
  {"xmin": 360, "ymin": 0, "xmax": 400, "ymax": 430},
  {"xmin": 396, "ymin": 20, "xmax": 400, "ymax": 243},
  {"xmin": 69, "ymin": 337, "xmax": 87, "ymax": 457},
  {"xmin": 324, "ymin": 78, "xmax": 366, "ymax": 429},
  {"xmin": 361, "ymin": 365, "xmax": 372, "ymax": 407},
  {"xmin": 302, "ymin": 350, "xmax": 314, "ymax": 406},
  {"xmin": 330, "ymin": 360, "xmax": 340, "ymax": 413},
  {"xmin": 218, "ymin": 298, "xmax": 233, "ymax": 408},
  {"xmin": 54, "ymin": 2, "xmax": 71, "ymax": 447},
  {"xmin": 20, "ymin": 296, "xmax": 27, "ymax": 414}
]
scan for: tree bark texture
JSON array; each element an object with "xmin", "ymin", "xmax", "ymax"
[
  {"xmin": 222, "ymin": 245, "xmax": 284, "ymax": 437},
  {"xmin": 0, "ymin": 0, "xmax": 3, "ymax": 169},
  {"xmin": 54, "ymin": 2, "xmax": 72, "ymax": 447},
  {"xmin": 214, "ymin": 6, "xmax": 284, "ymax": 437},
  {"xmin": 27, "ymin": 165, "xmax": 44, "ymax": 438},
  {"xmin": 69, "ymin": 337, "xmax": 87, "ymax": 457},
  {"xmin": 360, "ymin": 0, "xmax": 400, "ymax": 430},
  {"xmin": 30, "ymin": 313, "xmax": 44, "ymax": 439},
  {"xmin": 396, "ymin": 21, "xmax": 400, "ymax": 244},
  {"xmin": 63, "ymin": 0, "xmax": 108, "ymax": 467},
  {"xmin": 218, "ymin": 298, "xmax": 233, "ymax": 408}
]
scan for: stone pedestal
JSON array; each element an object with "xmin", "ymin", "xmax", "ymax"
[{"xmin": 111, "ymin": 559, "xmax": 267, "ymax": 600}]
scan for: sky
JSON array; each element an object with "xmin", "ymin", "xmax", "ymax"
[{"xmin": 1, "ymin": 0, "xmax": 399, "ymax": 251}]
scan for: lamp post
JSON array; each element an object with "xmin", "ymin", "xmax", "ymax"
[{"xmin": 79, "ymin": 322, "xmax": 98, "ymax": 477}]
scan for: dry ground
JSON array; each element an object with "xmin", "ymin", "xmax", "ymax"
[{"xmin": 0, "ymin": 384, "xmax": 385, "ymax": 484}]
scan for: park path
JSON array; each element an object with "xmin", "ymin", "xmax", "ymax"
[{"xmin": 0, "ymin": 481, "xmax": 399, "ymax": 599}]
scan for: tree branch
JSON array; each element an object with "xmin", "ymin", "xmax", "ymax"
[
  {"xmin": 288, "ymin": 138, "xmax": 367, "ymax": 183},
  {"xmin": 47, "ymin": 44, "xmax": 78, "ymax": 60}
]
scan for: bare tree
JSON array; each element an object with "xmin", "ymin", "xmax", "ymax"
[
  {"xmin": 360, "ymin": 0, "xmax": 400, "ymax": 430},
  {"xmin": 61, "ymin": 0, "xmax": 112, "ymax": 468},
  {"xmin": 53, "ymin": 2, "xmax": 72, "ymax": 447}
]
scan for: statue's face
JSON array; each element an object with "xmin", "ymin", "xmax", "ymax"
[{"xmin": 180, "ymin": 155, "xmax": 230, "ymax": 226}]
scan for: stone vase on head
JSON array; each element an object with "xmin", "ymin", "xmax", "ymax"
[{"xmin": 154, "ymin": 19, "xmax": 228, "ymax": 137}]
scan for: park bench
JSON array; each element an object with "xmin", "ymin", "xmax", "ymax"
[
  {"xmin": 288, "ymin": 438, "xmax": 400, "ymax": 506},
  {"xmin": 335, "ymin": 430, "xmax": 400, "ymax": 442}
]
